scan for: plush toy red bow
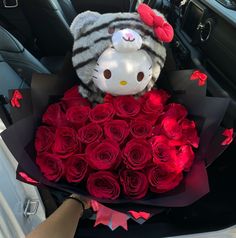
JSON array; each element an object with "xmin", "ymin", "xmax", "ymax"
[{"xmin": 137, "ymin": 3, "xmax": 174, "ymax": 43}]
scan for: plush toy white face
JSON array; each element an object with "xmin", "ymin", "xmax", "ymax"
[{"xmin": 92, "ymin": 29, "xmax": 153, "ymax": 95}]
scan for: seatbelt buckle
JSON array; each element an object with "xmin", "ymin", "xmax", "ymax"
[{"xmin": 3, "ymin": 0, "xmax": 18, "ymax": 8}]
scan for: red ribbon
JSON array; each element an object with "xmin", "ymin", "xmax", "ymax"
[
  {"xmin": 91, "ymin": 201, "xmax": 152, "ymax": 230},
  {"xmin": 129, "ymin": 210, "xmax": 151, "ymax": 220},
  {"xmin": 137, "ymin": 3, "xmax": 174, "ymax": 43},
  {"xmin": 91, "ymin": 200, "xmax": 128, "ymax": 230},
  {"xmin": 221, "ymin": 128, "xmax": 234, "ymax": 145},
  {"xmin": 10, "ymin": 90, "xmax": 23, "ymax": 108},
  {"xmin": 190, "ymin": 70, "xmax": 208, "ymax": 86}
]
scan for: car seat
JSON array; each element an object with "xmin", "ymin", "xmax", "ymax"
[{"xmin": 20, "ymin": 0, "xmax": 77, "ymax": 56}]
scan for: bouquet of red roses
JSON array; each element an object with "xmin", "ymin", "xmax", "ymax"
[
  {"xmin": 1, "ymin": 68, "xmax": 233, "ymax": 213},
  {"xmin": 35, "ymin": 87, "xmax": 199, "ymax": 200}
]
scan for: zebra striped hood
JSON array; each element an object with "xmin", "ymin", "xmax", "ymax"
[{"xmin": 70, "ymin": 10, "xmax": 167, "ymax": 103}]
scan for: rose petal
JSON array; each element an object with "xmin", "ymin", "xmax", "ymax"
[{"xmin": 221, "ymin": 128, "xmax": 234, "ymax": 145}]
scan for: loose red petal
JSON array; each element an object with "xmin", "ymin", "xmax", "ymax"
[
  {"xmin": 221, "ymin": 128, "xmax": 234, "ymax": 145},
  {"xmin": 11, "ymin": 90, "xmax": 23, "ymax": 108},
  {"xmin": 190, "ymin": 70, "xmax": 207, "ymax": 86}
]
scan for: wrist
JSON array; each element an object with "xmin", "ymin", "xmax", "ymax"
[{"xmin": 64, "ymin": 195, "xmax": 85, "ymax": 217}]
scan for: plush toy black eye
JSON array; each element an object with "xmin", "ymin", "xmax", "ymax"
[
  {"xmin": 108, "ymin": 26, "xmax": 115, "ymax": 34},
  {"xmin": 137, "ymin": 72, "xmax": 144, "ymax": 82},
  {"xmin": 103, "ymin": 69, "xmax": 112, "ymax": 79}
]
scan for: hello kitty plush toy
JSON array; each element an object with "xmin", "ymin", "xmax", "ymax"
[{"xmin": 70, "ymin": 3, "xmax": 173, "ymax": 102}]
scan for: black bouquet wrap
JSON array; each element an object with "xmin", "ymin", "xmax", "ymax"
[{"xmin": 1, "ymin": 58, "xmax": 233, "ymax": 214}]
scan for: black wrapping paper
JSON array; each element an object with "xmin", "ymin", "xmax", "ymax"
[{"xmin": 0, "ymin": 62, "xmax": 232, "ymax": 212}]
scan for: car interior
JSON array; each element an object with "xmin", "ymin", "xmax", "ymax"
[{"xmin": 0, "ymin": 0, "xmax": 236, "ymax": 237}]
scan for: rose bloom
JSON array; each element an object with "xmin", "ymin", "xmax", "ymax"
[
  {"xmin": 104, "ymin": 120, "xmax": 129, "ymax": 143},
  {"xmin": 181, "ymin": 119, "xmax": 199, "ymax": 148},
  {"xmin": 123, "ymin": 139, "xmax": 152, "ymax": 170},
  {"xmin": 66, "ymin": 105, "xmax": 90, "ymax": 128},
  {"xmin": 136, "ymin": 112, "xmax": 158, "ymax": 126},
  {"xmin": 164, "ymin": 103, "xmax": 188, "ymax": 121},
  {"xmin": 141, "ymin": 89, "xmax": 170, "ymax": 115},
  {"xmin": 77, "ymin": 123, "xmax": 103, "ymax": 144},
  {"xmin": 36, "ymin": 153, "xmax": 64, "ymax": 182},
  {"xmin": 53, "ymin": 127, "xmax": 80, "ymax": 158},
  {"xmin": 120, "ymin": 169, "xmax": 148, "ymax": 199},
  {"xmin": 86, "ymin": 140, "xmax": 120, "ymax": 170},
  {"xmin": 150, "ymin": 135, "xmax": 178, "ymax": 167},
  {"xmin": 130, "ymin": 119, "xmax": 152, "ymax": 139},
  {"xmin": 62, "ymin": 86, "xmax": 90, "ymax": 109},
  {"xmin": 147, "ymin": 163, "xmax": 183, "ymax": 193},
  {"xmin": 42, "ymin": 103, "xmax": 67, "ymax": 127},
  {"xmin": 89, "ymin": 103, "xmax": 115, "ymax": 123},
  {"xmin": 176, "ymin": 145, "xmax": 195, "ymax": 172},
  {"xmin": 161, "ymin": 116, "xmax": 182, "ymax": 140},
  {"xmin": 87, "ymin": 171, "xmax": 120, "ymax": 200},
  {"xmin": 167, "ymin": 119, "xmax": 199, "ymax": 149},
  {"xmin": 65, "ymin": 154, "xmax": 88, "ymax": 183},
  {"xmin": 114, "ymin": 96, "xmax": 141, "ymax": 118},
  {"xmin": 35, "ymin": 126, "xmax": 54, "ymax": 153}
]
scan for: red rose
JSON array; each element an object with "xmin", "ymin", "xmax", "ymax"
[
  {"xmin": 150, "ymin": 135, "xmax": 180, "ymax": 170},
  {"xmin": 89, "ymin": 103, "xmax": 115, "ymax": 123},
  {"xmin": 147, "ymin": 163, "xmax": 183, "ymax": 193},
  {"xmin": 123, "ymin": 139, "xmax": 152, "ymax": 170},
  {"xmin": 65, "ymin": 154, "xmax": 88, "ymax": 183},
  {"xmin": 43, "ymin": 103, "xmax": 67, "ymax": 127},
  {"xmin": 141, "ymin": 89, "xmax": 170, "ymax": 114},
  {"xmin": 161, "ymin": 116, "xmax": 182, "ymax": 140},
  {"xmin": 104, "ymin": 120, "xmax": 129, "ymax": 143},
  {"xmin": 87, "ymin": 171, "xmax": 120, "ymax": 200},
  {"xmin": 36, "ymin": 153, "xmax": 64, "ymax": 181},
  {"xmin": 114, "ymin": 96, "xmax": 140, "ymax": 118},
  {"xmin": 136, "ymin": 113, "xmax": 158, "ymax": 125},
  {"xmin": 167, "ymin": 119, "xmax": 199, "ymax": 148},
  {"xmin": 35, "ymin": 126, "xmax": 54, "ymax": 153},
  {"xmin": 62, "ymin": 86, "xmax": 90, "ymax": 109},
  {"xmin": 130, "ymin": 119, "xmax": 152, "ymax": 139},
  {"xmin": 103, "ymin": 93, "xmax": 113, "ymax": 104},
  {"xmin": 86, "ymin": 140, "xmax": 120, "ymax": 170},
  {"xmin": 164, "ymin": 103, "xmax": 187, "ymax": 121},
  {"xmin": 66, "ymin": 106, "xmax": 90, "ymax": 128},
  {"xmin": 181, "ymin": 119, "xmax": 199, "ymax": 148},
  {"xmin": 176, "ymin": 145, "xmax": 195, "ymax": 172},
  {"xmin": 53, "ymin": 127, "xmax": 80, "ymax": 158},
  {"xmin": 120, "ymin": 170, "xmax": 148, "ymax": 199},
  {"xmin": 77, "ymin": 123, "xmax": 103, "ymax": 144},
  {"xmin": 152, "ymin": 124, "xmax": 162, "ymax": 135}
]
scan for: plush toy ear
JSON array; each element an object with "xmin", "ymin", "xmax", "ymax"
[{"xmin": 70, "ymin": 11, "xmax": 101, "ymax": 39}]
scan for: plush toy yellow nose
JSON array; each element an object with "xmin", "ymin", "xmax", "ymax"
[{"xmin": 120, "ymin": 80, "xmax": 127, "ymax": 86}]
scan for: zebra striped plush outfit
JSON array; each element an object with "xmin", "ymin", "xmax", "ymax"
[{"xmin": 70, "ymin": 10, "xmax": 167, "ymax": 103}]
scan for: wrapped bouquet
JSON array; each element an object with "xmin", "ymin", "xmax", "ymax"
[{"xmin": 1, "ymin": 3, "xmax": 234, "ymax": 230}]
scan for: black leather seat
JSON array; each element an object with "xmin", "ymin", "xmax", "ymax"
[
  {"xmin": 0, "ymin": 26, "xmax": 51, "ymax": 125},
  {"xmin": 21, "ymin": 0, "xmax": 76, "ymax": 56},
  {"xmin": 0, "ymin": 26, "xmax": 49, "ymax": 85}
]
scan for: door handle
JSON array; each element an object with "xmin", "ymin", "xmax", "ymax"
[{"xmin": 23, "ymin": 199, "xmax": 39, "ymax": 217}]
